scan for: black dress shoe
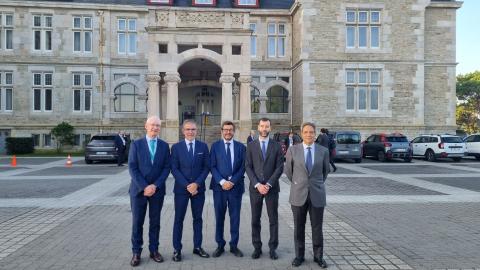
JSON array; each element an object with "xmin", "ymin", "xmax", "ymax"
[
  {"xmin": 291, "ymin": 257, "xmax": 305, "ymax": 267},
  {"xmin": 314, "ymin": 257, "xmax": 328, "ymax": 268},
  {"xmin": 149, "ymin": 251, "xmax": 164, "ymax": 263},
  {"xmin": 193, "ymin": 247, "xmax": 210, "ymax": 258},
  {"xmin": 130, "ymin": 254, "xmax": 141, "ymax": 267},
  {"xmin": 230, "ymin": 247, "xmax": 244, "ymax": 257},
  {"xmin": 212, "ymin": 246, "xmax": 225, "ymax": 258},
  {"xmin": 172, "ymin": 250, "xmax": 182, "ymax": 262},
  {"xmin": 269, "ymin": 250, "xmax": 278, "ymax": 260},
  {"xmin": 251, "ymin": 249, "xmax": 262, "ymax": 259}
]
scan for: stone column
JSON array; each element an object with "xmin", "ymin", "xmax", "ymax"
[
  {"xmin": 238, "ymin": 76, "xmax": 253, "ymax": 142},
  {"xmin": 220, "ymin": 74, "xmax": 235, "ymax": 123},
  {"xmin": 164, "ymin": 73, "xmax": 181, "ymax": 144},
  {"xmin": 146, "ymin": 73, "xmax": 161, "ymax": 117}
]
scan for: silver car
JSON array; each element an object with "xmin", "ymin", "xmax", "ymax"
[{"xmin": 334, "ymin": 131, "xmax": 362, "ymax": 163}]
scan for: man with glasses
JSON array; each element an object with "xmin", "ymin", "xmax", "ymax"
[
  {"xmin": 210, "ymin": 121, "xmax": 246, "ymax": 258},
  {"xmin": 171, "ymin": 119, "xmax": 210, "ymax": 261}
]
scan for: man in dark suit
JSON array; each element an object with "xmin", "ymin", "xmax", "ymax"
[
  {"xmin": 245, "ymin": 117, "xmax": 284, "ymax": 260},
  {"xmin": 171, "ymin": 119, "xmax": 210, "ymax": 261},
  {"xmin": 210, "ymin": 121, "xmax": 246, "ymax": 258},
  {"xmin": 284, "ymin": 122, "xmax": 330, "ymax": 268},
  {"xmin": 247, "ymin": 130, "xmax": 256, "ymax": 144},
  {"xmin": 128, "ymin": 116, "xmax": 171, "ymax": 267},
  {"xmin": 115, "ymin": 131, "xmax": 127, "ymax": 166},
  {"xmin": 316, "ymin": 128, "xmax": 329, "ymax": 148},
  {"xmin": 285, "ymin": 131, "xmax": 301, "ymax": 151}
]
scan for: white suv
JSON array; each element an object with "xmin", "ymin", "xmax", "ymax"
[
  {"xmin": 411, "ymin": 134, "xmax": 466, "ymax": 162},
  {"xmin": 464, "ymin": 134, "xmax": 480, "ymax": 160}
]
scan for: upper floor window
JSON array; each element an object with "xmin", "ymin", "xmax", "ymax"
[
  {"xmin": 33, "ymin": 14, "xmax": 52, "ymax": 51},
  {"xmin": 73, "ymin": 16, "xmax": 92, "ymax": 53},
  {"xmin": 346, "ymin": 9, "xmax": 380, "ymax": 49},
  {"xmin": 345, "ymin": 69, "xmax": 381, "ymax": 112},
  {"xmin": 72, "ymin": 73, "xmax": 92, "ymax": 113},
  {"xmin": 148, "ymin": 0, "xmax": 172, "ymax": 4},
  {"xmin": 192, "ymin": 0, "xmax": 216, "ymax": 6},
  {"xmin": 0, "ymin": 13, "xmax": 14, "ymax": 50},
  {"xmin": 32, "ymin": 72, "xmax": 53, "ymax": 112},
  {"xmin": 114, "ymin": 83, "xmax": 138, "ymax": 112},
  {"xmin": 267, "ymin": 23, "xmax": 286, "ymax": 58},
  {"xmin": 118, "ymin": 18, "xmax": 137, "ymax": 55},
  {"xmin": 235, "ymin": 0, "xmax": 259, "ymax": 7},
  {"xmin": 250, "ymin": 23, "xmax": 257, "ymax": 58},
  {"xmin": 0, "ymin": 71, "xmax": 13, "ymax": 111}
]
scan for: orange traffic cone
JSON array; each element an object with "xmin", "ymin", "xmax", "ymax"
[
  {"xmin": 66, "ymin": 154, "xmax": 73, "ymax": 167},
  {"xmin": 10, "ymin": 155, "xmax": 17, "ymax": 167}
]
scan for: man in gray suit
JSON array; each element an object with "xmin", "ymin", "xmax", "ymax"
[
  {"xmin": 245, "ymin": 117, "xmax": 284, "ymax": 260},
  {"xmin": 284, "ymin": 122, "xmax": 330, "ymax": 268}
]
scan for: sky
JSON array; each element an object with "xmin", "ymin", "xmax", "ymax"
[{"xmin": 456, "ymin": 0, "xmax": 480, "ymax": 75}]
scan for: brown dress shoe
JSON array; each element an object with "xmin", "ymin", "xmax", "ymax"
[
  {"xmin": 150, "ymin": 251, "xmax": 164, "ymax": 263},
  {"xmin": 130, "ymin": 254, "xmax": 141, "ymax": 267}
]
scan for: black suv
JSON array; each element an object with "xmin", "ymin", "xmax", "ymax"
[
  {"xmin": 362, "ymin": 133, "xmax": 412, "ymax": 162},
  {"xmin": 84, "ymin": 134, "xmax": 130, "ymax": 164}
]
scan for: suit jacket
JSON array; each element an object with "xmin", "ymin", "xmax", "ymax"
[
  {"xmin": 316, "ymin": 134, "xmax": 329, "ymax": 148},
  {"xmin": 115, "ymin": 134, "xmax": 126, "ymax": 151},
  {"xmin": 128, "ymin": 137, "xmax": 171, "ymax": 196},
  {"xmin": 284, "ymin": 143, "xmax": 330, "ymax": 208},
  {"xmin": 171, "ymin": 140, "xmax": 210, "ymax": 195},
  {"xmin": 245, "ymin": 139, "xmax": 284, "ymax": 193},
  {"xmin": 209, "ymin": 139, "xmax": 246, "ymax": 194}
]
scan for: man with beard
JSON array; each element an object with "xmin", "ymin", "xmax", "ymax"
[{"xmin": 245, "ymin": 118, "xmax": 284, "ymax": 260}]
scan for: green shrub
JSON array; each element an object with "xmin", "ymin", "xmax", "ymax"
[{"xmin": 6, "ymin": 137, "xmax": 34, "ymax": 155}]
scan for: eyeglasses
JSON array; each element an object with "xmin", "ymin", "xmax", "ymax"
[
  {"xmin": 222, "ymin": 129, "xmax": 234, "ymax": 132},
  {"xmin": 184, "ymin": 128, "xmax": 197, "ymax": 131}
]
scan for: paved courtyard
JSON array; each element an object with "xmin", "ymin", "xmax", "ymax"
[{"xmin": 1, "ymin": 156, "xmax": 480, "ymax": 270}]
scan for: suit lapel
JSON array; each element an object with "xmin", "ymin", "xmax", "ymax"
[
  {"xmin": 254, "ymin": 140, "xmax": 263, "ymax": 162},
  {"xmin": 141, "ymin": 138, "xmax": 153, "ymax": 168},
  {"xmin": 265, "ymin": 139, "xmax": 274, "ymax": 162},
  {"xmin": 311, "ymin": 144, "xmax": 322, "ymax": 175},
  {"xmin": 296, "ymin": 144, "xmax": 308, "ymax": 175}
]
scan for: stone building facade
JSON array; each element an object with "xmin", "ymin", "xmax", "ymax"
[{"xmin": 0, "ymin": 0, "xmax": 461, "ymax": 152}]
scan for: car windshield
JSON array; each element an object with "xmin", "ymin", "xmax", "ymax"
[
  {"xmin": 441, "ymin": 136, "xmax": 463, "ymax": 143},
  {"xmin": 91, "ymin": 135, "xmax": 116, "ymax": 141},
  {"xmin": 387, "ymin": 136, "xmax": 408, "ymax": 142},
  {"xmin": 336, "ymin": 134, "xmax": 360, "ymax": 144}
]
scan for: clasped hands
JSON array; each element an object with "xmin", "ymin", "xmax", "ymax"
[
  {"xmin": 221, "ymin": 180, "xmax": 234, "ymax": 191},
  {"xmin": 187, "ymin": 183, "xmax": 199, "ymax": 196},
  {"xmin": 143, "ymin": 184, "xmax": 156, "ymax": 197},
  {"xmin": 256, "ymin": 183, "xmax": 270, "ymax": 195}
]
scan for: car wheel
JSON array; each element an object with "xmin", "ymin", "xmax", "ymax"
[
  {"xmin": 404, "ymin": 157, "xmax": 412, "ymax": 163},
  {"xmin": 425, "ymin": 150, "xmax": 436, "ymax": 162},
  {"xmin": 452, "ymin": 157, "xmax": 462, "ymax": 162},
  {"xmin": 377, "ymin": 151, "xmax": 386, "ymax": 162},
  {"xmin": 85, "ymin": 158, "xmax": 93, "ymax": 164},
  {"xmin": 354, "ymin": 158, "xmax": 362, "ymax": 163}
]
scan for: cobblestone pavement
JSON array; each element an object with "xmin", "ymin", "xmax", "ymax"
[{"xmin": 1, "ymin": 156, "xmax": 480, "ymax": 270}]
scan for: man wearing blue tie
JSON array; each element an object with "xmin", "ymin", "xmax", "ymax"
[
  {"xmin": 210, "ymin": 121, "xmax": 246, "ymax": 258},
  {"xmin": 128, "ymin": 116, "xmax": 171, "ymax": 267},
  {"xmin": 171, "ymin": 119, "xmax": 210, "ymax": 261}
]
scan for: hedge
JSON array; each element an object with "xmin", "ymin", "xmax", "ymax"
[{"xmin": 6, "ymin": 137, "xmax": 34, "ymax": 155}]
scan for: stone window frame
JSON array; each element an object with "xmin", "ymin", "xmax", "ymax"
[
  {"xmin": 267, "ymin": 22, "xmax": 287, "ymax": 58},
  {"xmin": 266, "ymin": 85, "xmax": 289, "ymax": 113},
  {"xmin": 32, "ymin": 72, "xmax": 53, "ymax": 112},
  {"xmin": 0, "ymin": 13, "xmax": 14, "ymax": 50},
  {"xmin": 345, "ymin": 68, "xmax": 381, "ymax": 113},
  {"xmin": 249, "ymin": 22, "xmax": 257, "ymax": 58},
  {"xmin": 72, "ymin": 72, "xmax": 93, "ymax": 113},
  {"xmin": 345, "ymin": 9, "xmax": 381, "ymax": 50},
  {"xmin": 0, "ymin": 71, "xmax": 14, "ymax": 112},
  {"xmin": 235, "ymin": 0, "xmax": 259, "ymax": 8},
  {"xmin": 117, "ymin": 17, "xmax": 137, "ymax": 55},
  {"xmin": 32, "ymin": 14, "xmax": 53, "ymax": 52},
  {"xmin": 72, "ymin": 15, "xmax": 93, "ymax": 53},
  {"xmin": 113, "ymin": 82, "xmax": 139, "ymax": 113}
]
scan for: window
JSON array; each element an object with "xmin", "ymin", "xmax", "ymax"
[
  {"xmin": 192, "ymin": 0, "xmax": 216, "ymax": 6},
  {"xmin": 32, "ymin": 72, "xmax": 53, "ymax": 112},
  {"xmin": 266, "ymin": 86, "xmax": 288, "ymax": 113},
  {"xmin": 118, "ymin": 18, "xmax": 137, "ymax": 55},
  {"xmin": 158, "ymin": 43, "xmax": 168, "ymax": 54},
  {"xmin": 114, "ymin": 83, "xmax": 138, "ymax": 112},
  {"xmin": 33, "ymin": 14, "xmax": 52, "ymax": 51},
  {"xmin": 232, "ymin": 45, "xmax": 241, "ymax": 55},
  {"xmin": 44, "ymin": 134, "xmax": 52, "ymax": 147},
  {"xmin": 267, "ymin": 23, "xmax": 286, "ymax": 58},
  {"xmin": 32, "ymin": 134, "xmax": 40, "ymax": 147},
  {"xmin": 250, "ymin": 23, "xmax": 257, "ymax": 57},
  {"xmin": 346, "ymin": 9, "xmax": 380, "ymax": 49},
  {"xmin": 250, "ymin": 87, "xmax": 260, "ymax": 113},
  {"xmin": 235, "ymin": 0, "xmax": 259, "ymax": 7},
  {"xmin": 73, "ymin": 16, "xmax": 92, "ymax": 53},
  {"xmin": 148, "ymin": 0, "xmax": 173, "ymax": 4},
  {"xmin": 0, "ymin": 13, "xmax": 14, "ymax": 50},
  {"xmin": 72, "ymin": 73, "xmax": 92, "ymax": 112},
  {"xmin": 345, "ymin": 69, "xmax": 381, "ymax": 112},
  {"xmin": 0, "ymin": 71, "xmax": 13, "ymax": 111}
]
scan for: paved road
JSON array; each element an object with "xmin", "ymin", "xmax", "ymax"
[{"xmin": 1, "ymin": 156, "xmax": 480, "ymax": 270}]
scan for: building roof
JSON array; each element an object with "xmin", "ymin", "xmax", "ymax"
[{"xmin": 26, "ymin": 0, "xmax": 295, "ymax": 9}]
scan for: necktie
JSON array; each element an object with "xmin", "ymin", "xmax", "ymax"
[
  {"xmin": 188, "ymin": 142, "xmax": 194, "ymax": 159},
  {"xmin": 261, "ymin": 141, "xmax": 266, "ymax": 160},
  {"xmin": 306, "ymin": 146, "xmax": 313, "ymax": 174},
  {"xmin": 149, "ymin": 139, "xmax": 156, "ymax": 163},
  {"xmin": 226, "ymin": 142, "xmax": 233, "ymax": 174}
]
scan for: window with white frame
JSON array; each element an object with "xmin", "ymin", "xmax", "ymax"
[
  {"xmin": 118, "ymin": 18, "xmax": 137, "ymax": 55},
  {"xmin": 33, "ymin": 14, "xmax": 52, "ymax": 51},
  {"xmin": 0, "ymin": 71, "xmax": 13, "ymax": 111},
  {"xmin": 267, "ymin": 23, "xmax": 286, "ymax": 58},
  {"xmin": 73, "ymin": 16, "xmax": 92, "ymax": 53},
  {"xmin": 250, "ymin": 23, "xmax": 257, "ymax": 57},
  {"xmin": 345, "ymin": 69, "xmax": 380, "ymax": 112},
  {"xmin": 193, "ymin": 0, "xmax": 214, "ymax": 5},
  {"xmin": 43, "ymin": 134, "xmax": 52, "ymax": 147},
  {"xmin": 114, "ymin": 83, "xmax": 138, "ymax": 112},
  {"xmin": 0, "ymin": 13, "xmax": 14, "ymax": 50},
  {"xmin": 346, "ymin": 9, "xmax": 380, "ymax": 49},
  {"xmin": 236, "ymin": 0, "xmax": 258, "ymax": 6},
  {"xmin": 72, "ymin": 73, "xmax": 92, "ymax": 112},
  {"xmin": 32, "ymin": 72, "xmax": 53, "ymax": 112}
]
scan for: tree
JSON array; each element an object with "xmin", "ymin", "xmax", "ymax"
[
  {"xmin": 456, "ymin": 71, "xmax": 480, "ymax": 133},
  {"xmin": 51, "ymin": 122, "xmax": 75, "ymax": 153}
]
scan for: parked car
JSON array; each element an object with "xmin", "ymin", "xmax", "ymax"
[
  {"xmin": 334, "ymin": 131, "xmax": 362, "ymax": 163},
  {"xmin": 411, "ymin": 134, "xmax": 465, "ymax": 162},
  {"xmin": 84, "ymin": 134, "xmax": 130, "ymax": 164},
  {"xmin": 362, "ymin": 133, "xmax": 412, "ymax": 162},
  {"xmin": 463, "ymin": 134, "xmax": 480, "ymax": 160}
]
